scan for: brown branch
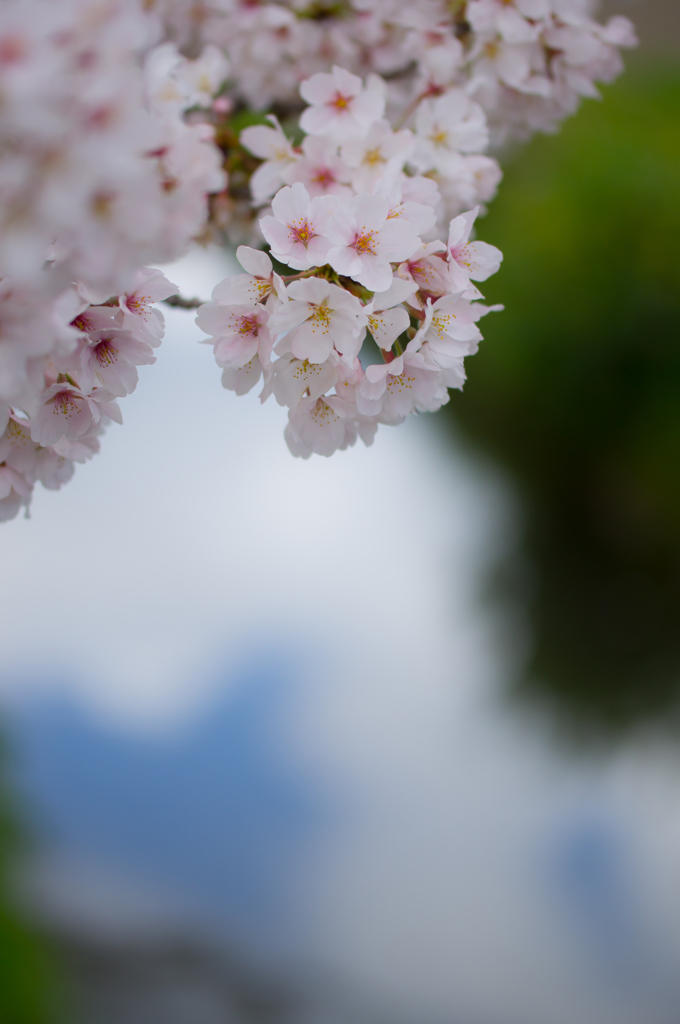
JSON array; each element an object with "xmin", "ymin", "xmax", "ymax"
[{"xmin": 163, "ymin": 294, "xmax": 207, "ymax": 309}]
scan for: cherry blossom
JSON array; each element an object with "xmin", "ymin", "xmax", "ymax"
[
  {"xmin": 118, "ymin": 269, "xmax": 179, "ymax": 347},
  {"xmin": 283, "ymin": 136, "xmax": 353, "ymax": 200},
  {"xmin": 413, "ymin": 92, "xmax": 490, "ymax": 176},
  {"xmin": 0, "ymin": 463, "xmax": 31, "ymax": 521},
  {"xmin": 0, "ymin": 0, "xmax": 637, "ymax": 507},
  {"xmin": 196, "ymin": 300, "xmax": 273, "ymax": 372},
  {"xmin": 260, "ymin": 183, "xmax": 339, "ymax": 271},
  {"xmin": 210, "ymin": 247, "xmax": 281, "ymax": 306},
  {"xmin": 341, "ymin": 120, "xmax": 414, "ymax": 194},
  {"xmin": 241, "ymin": 116, "xmax": 298, "ymax": 203},
  {"xmin": 398, "ymin": 243, "xmax": 452, "ymax": 301},
  {"xmin": 355, "ymin": 352, "xmax": 448, "ymax": 423},
  {"xmin": 325, "ymin": 194, "xmax": 421, "ymax": 292},
  {"xmin": 374, "ymin": 175, "xmax": 438, "ymax": 239},
  {"xmin": 220, "ymin": 358, "xmax": 266, "ymax": 397},
  {"xmin": 30, "ymin": 383, "xmax": 119, "ymax": 448},
  {"xmin": 267, "ymin": 355, "xmax": 339, "ymax": 409},
  {"xmin": 269, "ymin": 279, "xmax": 367, "ymax": 365},
  {"xmin": 299, "ymin": 66, "xmax": 385, "ymax": 142},
  {"xmin": 447, "ymin": 206, "xmax": 503, "ymax": 294},
  {"xmin": 285, "ymin": 395, "xmax": 354, "ymax": 459},
  {"xmin": 412, "ymin": 294, "xmax": 486, "ymax": 359},
  {"xmin": 365, "ymin": 277, "xmax": 417, "ymax": 351},
  {"xmin": 78, "ymin": 329, "xmax": 156, "ymax": 397}
]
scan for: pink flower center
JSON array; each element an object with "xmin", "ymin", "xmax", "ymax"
[
  {"xmin": 237, "ymin": 315, "xmax": 260, "ymax": 336},
  {"xmin": 288, "ymin": 218, "xmax": 313, "ymax": 244},
  {"xmin": 354, "ymin": 230, "xmax": 376, "ymax": 256},
  {"xmin": 451, "ymin": 244, "xmax": 472, "ymax": 267},
  {"xmin": 53, "ymin": 390, "xmax": 79, "ymax": 418},
  {"xmin": 126, "ymin": 293, "xmax": 150, "ymax": 314},
  {"xmin": 312, "ymin": 168, "xmax": 336, "ymax": 188},
  {"xmin": 310, "ymin": 303, "xmax": 332, "ymax": 332},
  {"xmin": 330, "ymin": 92, "xmax": 351, "ymax": 111},
  {"xmin": 71, "ymin": 314, "xmax": 91, "ymax": 332},
  {"xmin": 311, "ymin": 398, "xmax": 338, "ymax": 424},
  {"xmin": 95, "ymin": 340, "xmax": 117, "ymax": 367}
]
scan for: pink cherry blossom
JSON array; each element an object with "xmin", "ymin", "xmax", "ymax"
[
  {"xmin": 364, "ymin": 277, "xmax": 417, "ymax": 351},
  {"xmin": 325, "ymin": 194, "xmax": 420, "ymax": 293},
  {"xmin": 240, "ymin": 115, "xmax": 298, "ymax": 203},
  {"xmin": 283, "ymin": 136, "xmax": 352, "ymax": 199},
  {"xmin": 118, "ymin": 268, "xmax": 178, "ymax": 347},
  {"xmin": 268, "ymin": 354, "xmax": 338, "ymax": 409},
  {"xmin": 211, "ymin": 247, "xmax": 280, "ymax": 306},
  {"xmin": 355, "ymin": 351, "xmax": 447, "ymax": 422},
  {"xmin": 341, "ymin": 120, "xmax": 414, "ymax": 194},
  {"xmin": 411, "ymin": 294, "xmax": 485, "ymax": 362},
  {"xmin": 79, "ymin": 328, "xmax": 156, "ymax": 397},
  {"xmin": 299, "ymin": 66, "xmax": 385, "ymax": 142},
  {"xmin": 260, "ymin": 183, "xmax": 338, "ymax": 271},
  {"xmin": 447, "ymin": 207, "xmax": 503, "ymax": 293},
  {"xmin": 413, "ymin": 91, "xmax": 490, "ymax": 176},
  {"xmin": 196, "ymin": 301, "xmax": 273, "ymax": 371},
  {"xmin": 398, "ymin": 242, "xmax": 451, "ymax": 300},
  {"xmin": 221, "ymin": 358, "xmax": 266, "ymax": 396},
  {"xmin": 30, "ymin": 383, "xmax": 117, "ymax": 447},
  {"xmin": 0, "ymin": 463, "xmax": 31, "ymax": 520},
  {"xmin": 372, "ymin": 173, "xmax": 438, "ymax": 238},
  {"xmin": 0, "ymin": 0, "xmax": 637, "ymax": 504},
  {"xmin": 285, "ymin": 394, "xmax": 353, "ymax": 458},
  {"xmin": 269, "ymin": 278, "xmax": 366, "ymax": 365}
]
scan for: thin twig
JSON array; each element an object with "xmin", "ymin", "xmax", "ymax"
[{"xmin": 163, "ymin": 294, "xmax": 206, "ymax": 309}]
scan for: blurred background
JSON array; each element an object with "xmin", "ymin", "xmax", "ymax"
[{"xmin": 1, "ymin": 1, "xmax": 679, "ymax": 1020}]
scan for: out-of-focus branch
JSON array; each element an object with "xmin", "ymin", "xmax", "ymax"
[{"xmin": 163, "ymin": 294, "xmax": 207, "ymax": 309}]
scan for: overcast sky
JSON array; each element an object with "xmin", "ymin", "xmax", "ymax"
[{"xmin": 3, "ymin": 248, "xmax": 680, "ymax": 1024}]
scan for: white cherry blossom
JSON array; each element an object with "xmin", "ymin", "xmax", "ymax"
[
  {"xmin": 412, "ymin": 91, "xmax": 490, "ymax": 176},
  {"xmin": 325, "ymin": 194, "xmax": 421, "ymax": 293},
  {"xmin": 79, "ymin": 329, "xmax": 155, "ymax": 397},
  {"xmin": 398, "ymin": 242, "xmax": 451, "ymax": 300},
  {"xmin": 285, "ymin": 394, "xmax": 353, "ymax": 458},
  {"xmin": 196, "ymin": 301, "xmax": 273, "ymax": 371},
  {"xmin": 267, "ymin": 354, "xmax": 338, "ymax": 409},
  {"xmin": 211, "ymin": 247, "xmax": 280, "ymax": 306},
  {"xmin": 30, "ymin": 383, "xmax": 119, "ymax": 447},
  {"xmin": 269, "ymin": 278, "xmax": 367, "ymax": 365},
  {"xmin": 447, "ymin": 207, "xmax": 503, "ymax": 293},
  {"xmin": 341, "ymin": 120, "xmax": 414, "ymax": 194},
  {"xmin": 283, "ymin": 136, "xmax": 353, "ymax": 200},
  {"xmin": 241, "ymin": 116, "xmax": 298, "ymax": 203},
  {"xmin": 365, "ymin": 277, "xmax": 417, "ymax": 351},
  {"xmin": 118, "ymin": 268, "xmax": 178, "ymax": 347},
  {"xmin": 299, "ymin": 66, "xmax": 385, "ymax": 142},
  {"xmin": 355, "ymin": 351, "xmax": 447, "ymax": 422},
  {"xmin": 260, "ymin": 183, "xmax": 338, "ymax": 270}
]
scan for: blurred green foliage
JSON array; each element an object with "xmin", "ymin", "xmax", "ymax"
[
  {"xmin": 0, "ymin": 737, "xmax": 59, "ymax": 1024},
  {"xmin": 447, "ymin": 59, "xmax": 680, "ymax": 738}
]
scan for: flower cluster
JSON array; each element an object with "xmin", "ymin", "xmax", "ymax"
[
  {"xmin": 0, "ymin": 268, "xmax": 179, "ymax": 520},
  {"xmin": 0, "ymin": 0, "xmax": 226, "ymax": 518},
  {"xmin": 239, "ymin": 65, "xmax": 501, "ymax": 238},
  {"xmin": 198, "ymin": 69, "xmax": 503, "ymax": 458},
  {"xmin": 158, "ymin": 0, "xmax": 637, "ymax": 143},
  {"xmin": 0, "ymin": 0, "xmax": 636, "ymax": 514}
]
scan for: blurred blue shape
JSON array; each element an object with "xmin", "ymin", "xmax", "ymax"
[
  {"xmin": 550, "ymin": 810, "xmax": 648, "ymax": 988},
  {"xmin": 7, "ymin": 655, "xmax": 326, "ymax": 943}
]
